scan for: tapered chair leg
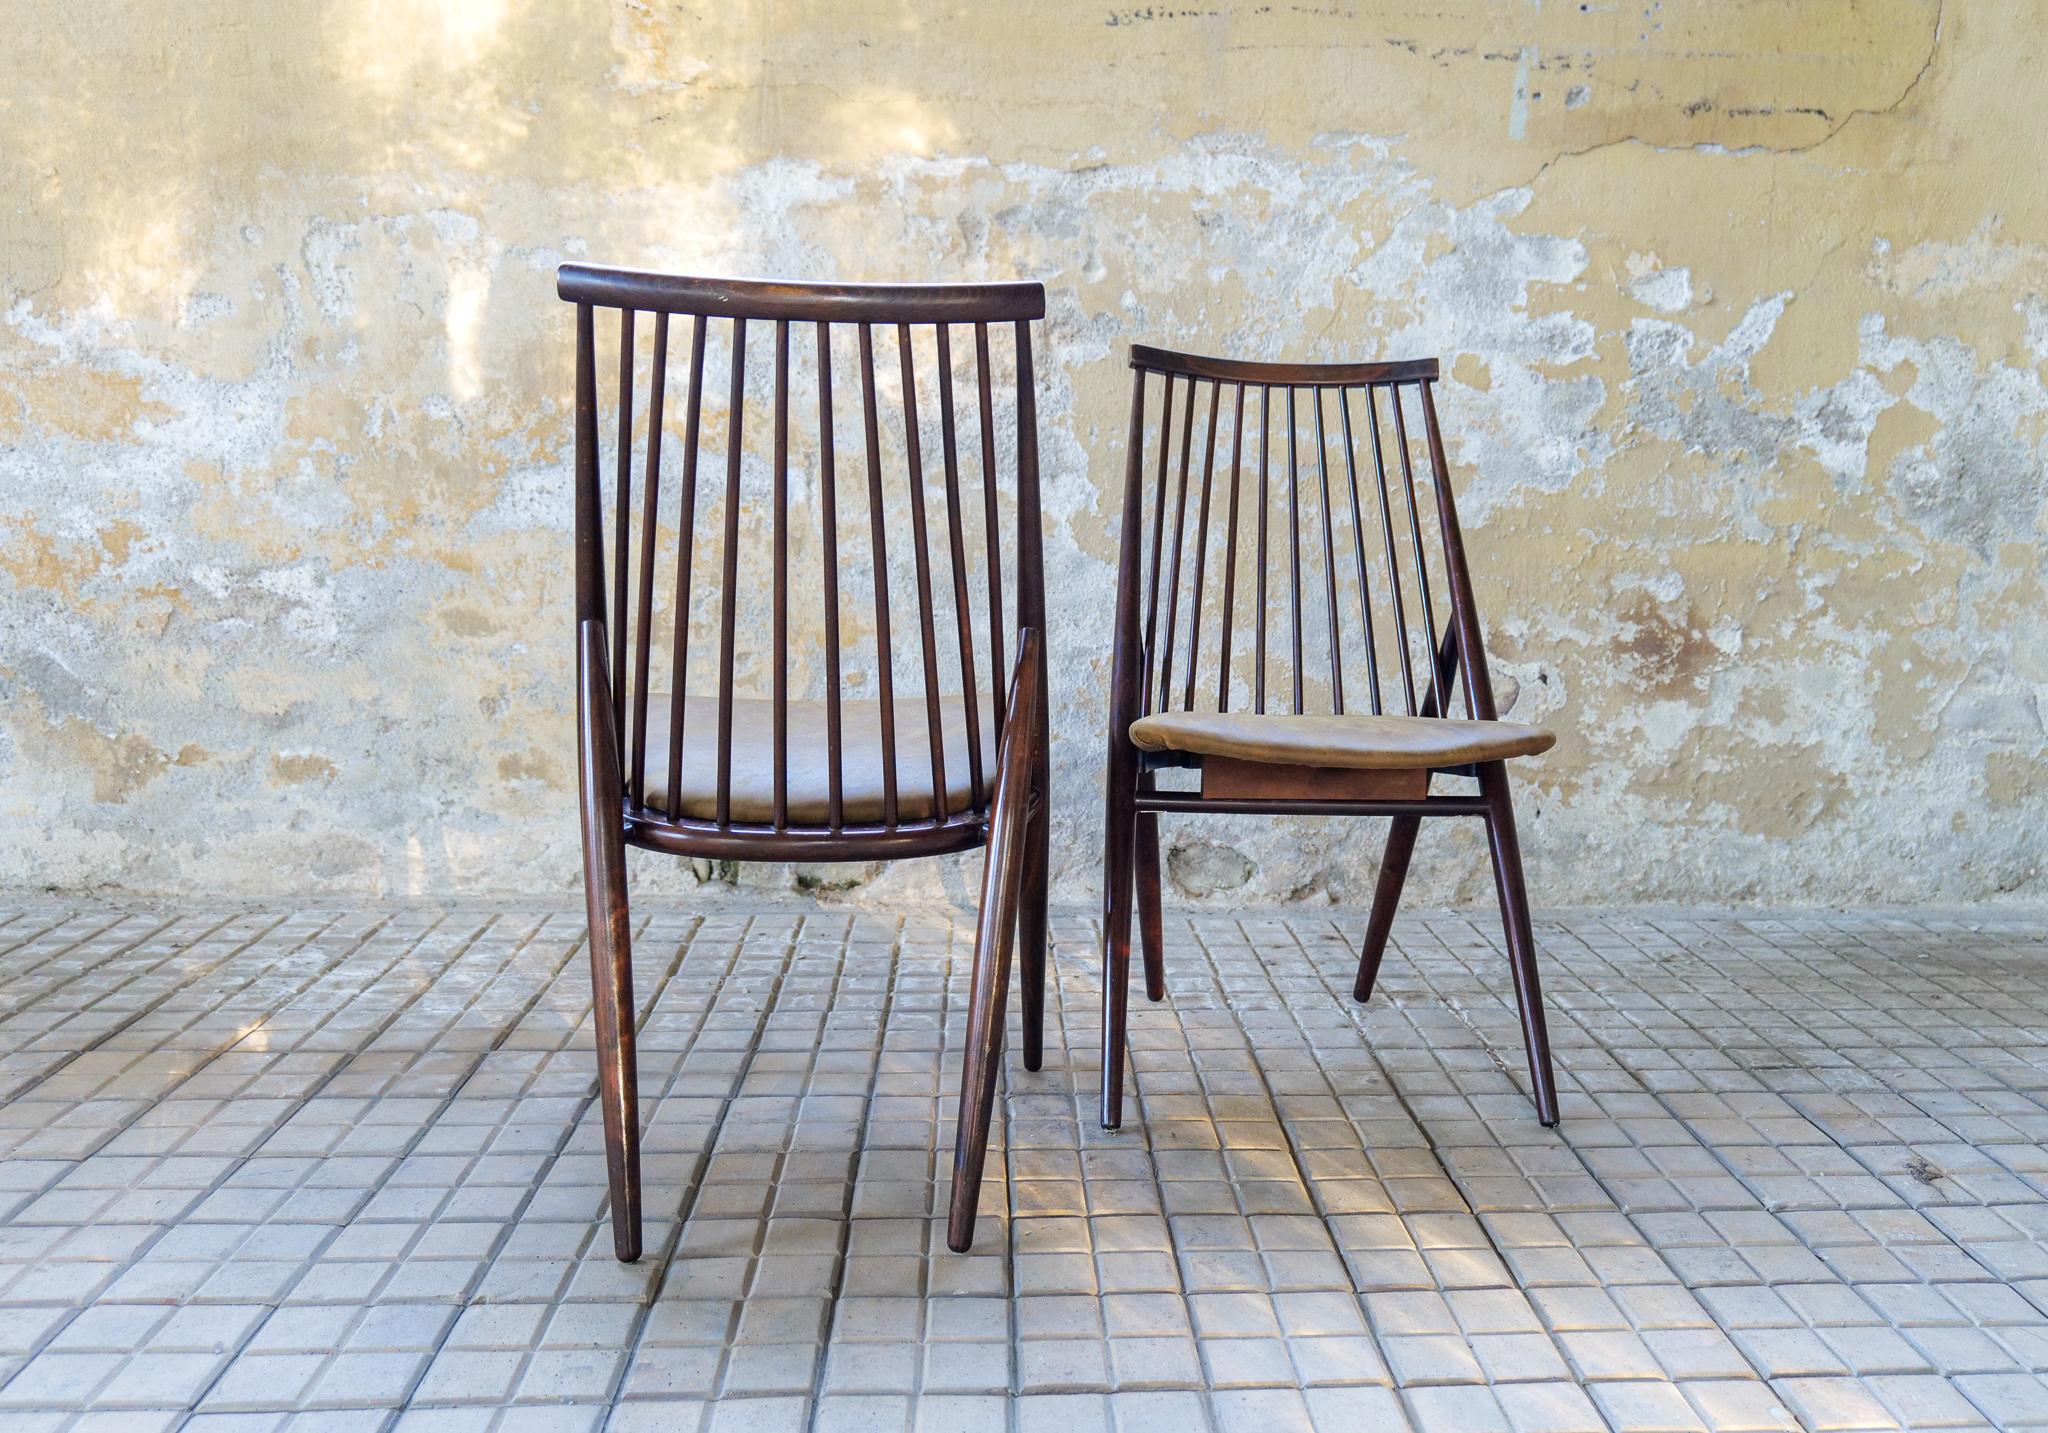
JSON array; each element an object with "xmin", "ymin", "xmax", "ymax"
[
  {"xmin": 946, "ymin": 790, "xmax": 1027, "ymax": 1252},
  {"xmin": 1134, "ymin": 810, "xmax": 1165, "ymax": 1002},
  {"xmin": 1478, "ymin": 761, "xmax": 1560, "ymax": 1127},
  {"xmin": 577, "ymin": 621, "xmax": 641, "ymax": 1262},
  {"xmin": 949, "ymin": 637, "xmax": 1041, "ymax": 1253},
  {"xmin": 1016, "ymin": 739, "xmax": 1051, "ymax": 1073},
  {"xmin": 1100, "ymin": 786, "xmax": 1137, "ymax": 1130},
  {"xmin": 1353, "ymin": 815, "xmax": 1421, "ymax": 1002}
]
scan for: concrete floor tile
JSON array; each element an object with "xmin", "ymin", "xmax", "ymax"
[{"xmin": 0, "ymin": 902, "xmax": 2040, "ymax": 1431}]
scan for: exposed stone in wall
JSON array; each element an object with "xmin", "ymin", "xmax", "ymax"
[
  {"xmin": 1167, "ymin": 839, "xmax": 1255, "ymax": 900},
  {"xmin": 0, "ymin": 0, "xmax": 2040, "ymax": 904}
]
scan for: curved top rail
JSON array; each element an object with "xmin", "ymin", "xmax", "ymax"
[
  {"xmin": 1129, "ymin": 343, "xmax": 1438, "ymax": 386},
  {"xmin": 558, "ymin": 264, "xmax": 1046, "ymax": 323}
]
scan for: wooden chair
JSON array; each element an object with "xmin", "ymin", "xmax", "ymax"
[
  {"xmin": 1099, "ymin": 344, "xmax": 1561, "ymax": 1132},
  {"xmin": 559, "ymin": 265, "xmax": 1051, "ymax": 1257}
]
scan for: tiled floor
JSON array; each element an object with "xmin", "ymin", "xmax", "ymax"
[{"xmin": 0, "ymin": 904, "xmax": 2044, "ymax": 1432}]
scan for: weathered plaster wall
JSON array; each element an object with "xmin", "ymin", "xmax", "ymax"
[{"xmin": 1, "ymin": 1, "xmax": 2042, "ymax": 905}]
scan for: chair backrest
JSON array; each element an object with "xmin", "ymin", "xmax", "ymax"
[
  {"xmin": 1112, "ymin": 345, "xmax": 1500, "ymax": 729},
  {"xmin": 560, "ymin": 264, "xmax": 1047, "ymax": 835}
]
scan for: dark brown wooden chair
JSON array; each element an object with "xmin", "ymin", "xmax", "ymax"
[
  {"xmin": 559, "ymin": 265, "xmax": 1051, "ymax": 1257},
  {"xmin": 1099, "ymin": 344, "xmax": 1561, "ymax": 1132}
]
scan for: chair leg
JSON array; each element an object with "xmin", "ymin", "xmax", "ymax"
[
  {"xmin": 948, "ymin": 733, "xmax": 1033, "ymax": 1252},
  {"xmin": 577, "ymin": 621, "xmax": 641, "ymax": 1262},
  {"xmin": 1479, "ymin": 761, "xmax": 1560, "ymax": 1127},
  {"xmin": 1353, "ymin": 815, "xmax": 1421, "ymax": 1002},
  {"xmin": 585, "ymin": 870, "xmax": 640, "ymax": 1262},
  {"xmin": 1016, "ymin": 743, "xmax": 1051, "ymax": 1073},
  {"xmin": 1135, "ymin": 810, "xmax": 1165, "ymax": 1002},
  {"xmin": 1100, "ymin": 787, "xmax": 1137, "ymax": 1130}
]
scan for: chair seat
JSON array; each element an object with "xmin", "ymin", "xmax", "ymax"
[
  {"xmin": 638, "ymin": 694, "xmax": 1000, "ymax": 826},
  {"xmin": 1128, "ymin": 710, "xmax": 1556, "ymax": 770}
]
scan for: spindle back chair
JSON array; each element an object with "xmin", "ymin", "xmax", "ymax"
[
  {"xmin": 1100, "ymin": 343, "xmax": 1561, "ymax": 1131},
  {"xmin": 560, "ymin": 264, "xmax": 1051, "ymax": 1256}
]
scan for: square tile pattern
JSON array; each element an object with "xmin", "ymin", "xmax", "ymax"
[{"xmin": 0, "ymin": 902, "xmax": 2043, "ymax": 1430}]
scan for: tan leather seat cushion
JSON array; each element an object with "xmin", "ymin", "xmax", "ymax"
[
  {"xmin": 1128, "ymin": 710, "xmax": 1556, "ymax": 769},
  {"xmin": 638, "ymin": 694, "xmax": 999, "ymax": 825}
]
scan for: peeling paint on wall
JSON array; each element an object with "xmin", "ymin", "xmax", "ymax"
[{"xmin": 0, "ymin": 0, "xmax": 2041, "ymax": 904}]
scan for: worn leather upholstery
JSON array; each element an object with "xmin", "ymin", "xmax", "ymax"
[
  {"xmin": 638, "ymin": 694, "xmax": 1002, "ymax": 825},
  {"xmin": 1128, "ymin": 710, "xmax": 1555, "ymax": 769}
]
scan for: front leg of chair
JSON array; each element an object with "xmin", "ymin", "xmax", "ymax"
[
  {"xmin": 1100, "ymin": 776, "xmax": 1137, "ymax": 1131},
  {"xmin": 1016, "ymin": 714, "xmax": 1051, "ymax": 1073},
  {"xmin": 577, "ymin": 620, "xmax": 641, "ymax": 1261},
  {"xmin": 948, "ymin": 631, "xmax": 1041, "ymax": 1252},
  {"xmin": 1478, "ymin": 760, "xmax": 1559, "ymax": 1127},
  {"xmin": 1354, "ymin": 815, "xmax": 1421, "ymax": 1002},
  {"xmin": 1134, "ymin": 804, "xmax": 1165, "ymax": 1002}
]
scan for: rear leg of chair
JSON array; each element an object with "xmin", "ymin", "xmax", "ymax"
[
  {"xmin": 1100, "ymin": 785, "xmax": 1137, "ymax": 1130},
  {"xmin": 578, "ymin": 621, "xmax": 641, "ymax": 1262},
  {"xmin": 1353, "ymin": 814, "xmax": 1421, "ymax": 1002},
  {"xmin": 1479, "ymin": 761, "xmax": 1560, "ymax": 1127},
  {"xmin": 1135, "ymin": 810, "xmax": 1165, "ymax": 1002},
  {"xmin": 1016, "ymin": 739, "xmax": 1051, "ymax": 1073}
]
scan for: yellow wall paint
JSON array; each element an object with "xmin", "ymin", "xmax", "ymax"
[{"xmin": 1, "ymin": 2, "xmax": 2041, "ymax": 903}]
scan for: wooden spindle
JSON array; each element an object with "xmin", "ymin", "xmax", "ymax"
[
  {"xmin": 1362, "ymin": 385, "xmax": 1418, "ymax": 714},
  {"xmin": 899, "ymin": 324, "xmax": 948, "ymax": 821},
  {"xmin": 1158, "ymin": 376, "xmax": 1198, "ymax": 712},
  {"xmin": 1142, "ymin": 374, "xmax": 1175, "ymax": 717},
  {"xmin": 1182, "ymin": 377, "xmax": 1221, "ymax": 712},
  {"xmin": 975, "ymin": 322, "xmax": 1005, "ymax": 733},
  {"xmin": 714, "ymin": 318, "xmax": 745, "ymax": 826},
  {"xmin": 772, "ymin": 318, "xmax": 790, "ymax": 829},
  {"xmin": 665, "ymin": 315, "xmax": 707, "ymax": 807},
  {"xmin": 936, "ymin": 325, "xmax": 985, "ymax": 809},
  {"xmin": 629, "ymin": 313, "xmax": 668, "ymax": 805},
  {"xmin": 1285, "ymin": 386, "xmax": 1304, "ymax": 714},
  {"xmin": 1254, "ymin": 384, "xmax": 1270, "ymax": 714},
  {"xmin": 817, "ymin": 322, "xmax": 845, "ymax": 829},
  {"xmin": 858, "ymin": 322, "xmax": 899, "ymax": 826},
  {"xmin": 612, "ymin": 309, "xmax": 634, "ymax": 741},
  {"xmin": 1390, "ymin": 383, "xmax": 1451, "ymax": 716},
  {"xmin": 1336, "ymin": 388, "xmax": 1384, "ymax": 714},
  {"xmin": 1312, "ymin": 386, "xmax": 1344, "ymax": 714},
  {"xmin": 1215, "ymin": 383, "xmax": 1246, "ymax": 714}
]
